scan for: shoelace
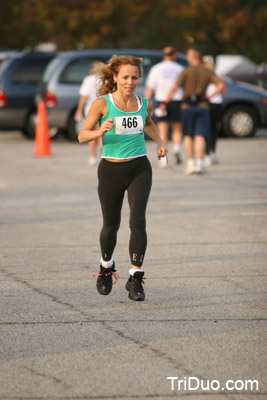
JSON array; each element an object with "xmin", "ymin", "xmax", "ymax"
[
  {"xmin": 133, "ymin": 276, "xmax": 145, "ymax": 292},
  {"xmin": 93, "ymin": 270, "xmax": 120, "ymax": 284}
]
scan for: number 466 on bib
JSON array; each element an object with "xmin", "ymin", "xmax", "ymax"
[{"xmin": 115, "ymin": 116, "xmax": 143, "ymax": 135}]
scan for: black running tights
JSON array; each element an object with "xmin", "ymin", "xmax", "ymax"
[{"xmin": 97, "ymin": 156, "xmax": 152, "ymax": 267}]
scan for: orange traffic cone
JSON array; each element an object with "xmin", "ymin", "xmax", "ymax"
[{"xmin": 33, "ymin": 101, "xmax": 52, "ymax": 157}]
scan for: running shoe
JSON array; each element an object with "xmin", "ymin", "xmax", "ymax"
[
  {"xmin": 195, "ymin": 161, "xmax": 205, "ymax": 175},
  {"xmin": 204, "ymin": 155, "xmax": 212, "ymax": 167},
  {"xmin": 210, "ymin": 152, "xmax": 219, "ymax": 164},
  {"xmin": 174, "ymin": 151, "xmax": 182, "ymax": 164},
  {"xmin": 184, "ymin": 161, "xmax": 195, "ymax": 175},
  {"xmin": 125, "ymin": 270, "xmax": 145, "ymax": 301},
  {"xmin": 94, "ymin": 263, "xmax": 118, "ymax": 295}
]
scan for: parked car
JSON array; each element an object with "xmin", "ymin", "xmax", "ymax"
[
  {"xmin": 0, "ymin": 51, "xmax": 56, "ymax": 138},
  {"xmin": 227, "ymin": 72, "xmax": 267, "ymax": 91},
  {"xmin": 221, "ymin": 77, "xmax": 267, "ymax": 137},
  {"xmin": 0, "ymin": 51, "xmax": 21, "ymax": 69},
  {"xmin": 38, "ymin": 49, "xmax": 267, "ymax": 140}
]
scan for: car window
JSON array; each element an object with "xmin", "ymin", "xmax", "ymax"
[
  {"xmin": 58, "ymin": 53, "xmax": 186, "ymax": 86},
  {"xmin": 0, "ymin": 58, "xmax": 10, "ymax": 76},
  {"xmin": 12, "ymin": 58, "xmax": 52, "ymax": 85},
  {"xmin": 42, "ymin": 57, "xmax": 63, "ymax": 84},
  {"xmin": 140, "ymin": 56, "xmax": 161, "ymax": 85},
  {"xmin": 176, "ymin": 55, "xmax": 188, "ymax": 67},
  {"xmin": 59, "ymin": 57, "xmax": 109, "ymax": 84}
]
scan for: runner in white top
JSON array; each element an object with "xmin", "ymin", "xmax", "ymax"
[
  {"xmin": 79, "ymin": 74, "xmax": 99, "ymax": 115},
  {"xmin": 145, "ymin": 46, "xmax": 184, "ymax": 167},
  {"xmin": 145, "ymin": 60, "xmax": 183, "ymax": 102},
  {"xmin": 202, "ymin": 56, "xmax": 225, "ymax": 166},
  {"xmin": 75, "ymin": 61, "xmax": 102, "ymax": 165}
]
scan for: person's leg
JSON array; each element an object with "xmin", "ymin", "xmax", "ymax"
[
  {"xmin": 157, "ymin": 121, "xmax": 169, "ymax": 167},
  {"xmin": 194, "ymin": 135, "xmax": 206, "ymax": 173},
  {"xmin": 95, "ymin": 160, "xmax": 126, "ymax": 295},
  {"xmin": 89, "ymin": 140, "xmax": 96, "ymax": 157},
  {"xmin": 98, "ymin": 161, "xmax": 125, "ymax": 262},
  {"xmin": 127, "ymin": 160, "xmax": 152, "ymax": 269},
  {"xmin": 169, "ymin": 101, "xmax": 183, "ymax": 163},
  {"xmin": 181, "ymin": 106, "xmax": 197, "ymax": 174},
  {"xmin": 171, "ymin": 122, "xmax": 183, "ymax": 163},
  {"xmin": 194, "ymin": 108, "xmax": 211, "ymax": 173},
  {"xmin": 171, "ymin": 122, "xmax": 182, "ymax": 146},
  {"xmin": 126, "ymin": 157, "xmax": 152, "ymax": 301},
  {"xmin": 183, "ymin": 135, "xmax": 194, "ymax": 159},
  {"xmin": 209, "ymin": 104, "xmax": 216, "ymax": 153},
  {"xmin": 194, "ymin": 135, "xmax": 206, "ymax": 159},
  {"xmin": 88, "ymin": 125, "xmax": 100, "ymax": 165},
  {"xmin": 183, "ymin": 135, "xmax": 195, "ymax": 174},
  {"xmin": 210, "ymin": 104, "xmax": 221, "ymax": 163},
  {"xmin": 88, "ymin": 141, "xmax": 97, "ymax": 165}
]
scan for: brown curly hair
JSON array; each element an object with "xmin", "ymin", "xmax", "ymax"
[{"xmin": 96, "ymin": 55, "xmax": 143, "ymax": 96}]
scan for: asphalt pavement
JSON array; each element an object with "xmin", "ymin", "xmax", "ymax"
[{"xmin": 0, "ymin": 130, "xmax": 266, "ymax": 400}]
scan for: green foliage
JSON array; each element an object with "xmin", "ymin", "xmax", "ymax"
[{"xmin": 0, "ymin": 0, "xmax": 266, "ymax": 62}]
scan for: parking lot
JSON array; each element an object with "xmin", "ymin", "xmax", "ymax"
[{"xmin": 0, "ymin": 130, "xmax": 267, "ymax": 399}]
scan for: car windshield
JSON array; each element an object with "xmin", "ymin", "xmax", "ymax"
[{"xmin": 12, "ymin": 58, "xmax": 51, "ymax": 84}]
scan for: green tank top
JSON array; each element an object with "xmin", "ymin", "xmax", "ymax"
[{"xmin": 100, "ymin": 94, "xmax": 148, "ymax": 159}]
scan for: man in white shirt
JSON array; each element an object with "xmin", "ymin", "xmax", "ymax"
[
  {"xmin": 75, "ymin": 61, "xmax": 102, "ymax": 165},
  {"xmin": 145, "ymin": 46, "xmax": 184, "ymax": 167}
]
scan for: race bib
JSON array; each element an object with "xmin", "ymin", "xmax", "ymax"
[{"xmin": 115, "ymin": 115, "xmax": 143, "ymax": 135}]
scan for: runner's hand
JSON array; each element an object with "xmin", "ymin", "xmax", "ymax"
[
  {"xmin": 99, "ymin": 119, "xmax": 114, "ymax": 136},
  {"xmin": 75, "ymin": 111, "xmax": 83, "ymax": 121},
  {"xmin": 157, "ymin": 143, "xmax": 168, "ymax": 159},
  {"xmin": 159, "ymin": 103, "xmax": 167, "ymax": 110}
]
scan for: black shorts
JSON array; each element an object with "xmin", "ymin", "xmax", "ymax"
[
  {"xmin": 155, "ymin": 100, "xmax": 182, "ymax": 123},
  {"xmin": 181, "ymin": 106, "xmax": 211, "ymax": 139}
]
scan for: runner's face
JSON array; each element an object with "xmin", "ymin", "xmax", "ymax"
[{"xmin": 114, "ymin": 65, "xmax": 139, "ymax": 96}]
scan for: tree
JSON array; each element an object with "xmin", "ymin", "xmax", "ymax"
[{"xmin": 0, "ymin": 0, "xmax": 266, "ymax": 63}]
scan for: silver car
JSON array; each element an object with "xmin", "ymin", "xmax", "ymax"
[{"xmin": 38, "ymin": 49, "xmax": 267, "ymax": 140}]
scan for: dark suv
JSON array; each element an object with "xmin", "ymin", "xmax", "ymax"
[{"xmin": 0, "ymin": 52, "xmax": 56, "ymax": 138}]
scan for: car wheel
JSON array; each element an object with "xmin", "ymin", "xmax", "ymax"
[
  {"xmin": 23, "ymin": 111, "xmax": 59, "ymax": 140},
  {"xmin": 66, "ymin": 112, "xmax": 79, "ymax": 141},
  {"xmin": 22, "ymin": 111, "xmax": 37, "ymax": 139},
  {"xmin": 222, "ymin": 105, "xmax": 257, "ymax": 138}
]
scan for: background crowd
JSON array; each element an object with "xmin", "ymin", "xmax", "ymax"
[{"xmin": 78, "ymin": 46, "xmax": 226, "ymax": 175}]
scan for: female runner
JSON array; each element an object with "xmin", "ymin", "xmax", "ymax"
[{"xmin": 78, "ymin": 55, "xmax": 167, "ymax": 301}]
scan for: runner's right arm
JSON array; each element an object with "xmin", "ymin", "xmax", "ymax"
[{"xmin": 78, "ymin": 98, "xmax": 114, "ymax": 143}]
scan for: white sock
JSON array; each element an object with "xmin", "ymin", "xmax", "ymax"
[
  {"xmin": 129, "ymin": 268, "xmax": 144, "ymax": 276},
  {"xmin": 187, "ymin": 159, "xmax": 195, "ymax": 167},
  {"xmin": 173, "ymin": 144, "xmax": 181, "ymax": 153},
  {"xmin": 101, "ymin": 257, "xmax": 114, "ymax": 268},
  {"xmin": 196, "ymin": 159, "xmax": 204, "ymax": 168}
]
